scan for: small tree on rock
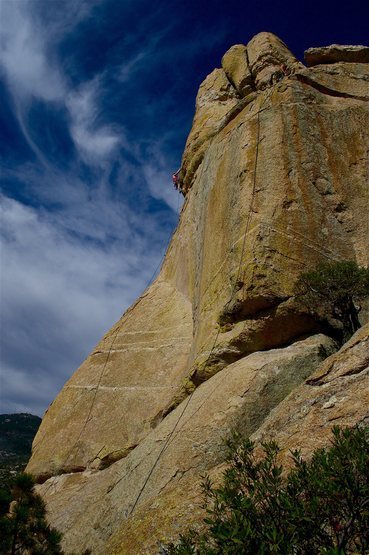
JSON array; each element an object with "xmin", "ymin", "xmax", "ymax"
[{"xmin": 294, "ymin": 260, "xmax": 369, "ymax": 341}]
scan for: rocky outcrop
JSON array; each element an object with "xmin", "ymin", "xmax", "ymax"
[
  {"xmin": 305, "ymin": 44, "xmax": 369, "ymax": 66},
  {"xmin": 27, "ymin": 33, "xmax": 369, "ymax": 554},
  {"xmin": 35, "ymin": 334, "xmax": 337, "ymax": 554},
  {"xmin": 221, "ymin": 44, "xmax": 253, "ymax": 97},
  {"xmin": 246, "ymin": 32, "xmax": 303, "ymax": 89},
  {"xmin": 179, "ymin": 67, "xmax": 240, "ymax": 191},
  {"xmin": 108, "ymin": 326, "xmax": 368, "ymax": 554},
  {"xmin": 27, "ymin": 281, "xmax": 193, "ymax": 480},
  {"xmin": 181, "ymin": 32, "xmax": 305, "ymax": 191},
  {"xmin": 251, "ymin": 323, "xmax": 369, "ymax": 461}
]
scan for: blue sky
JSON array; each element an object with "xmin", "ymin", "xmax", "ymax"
[{"xmin": 1, "ymin": 0, "xmax": 368, "ymax": 416}]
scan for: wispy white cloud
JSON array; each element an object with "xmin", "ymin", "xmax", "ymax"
[
  {"xmin": 138, "ymin": 138, "xmax": 183, "ymax": 212},
  {"xmin": 0, "ymin": 194, "xmax": 169, "ymax": 415},
  {"xmin": 66, "ymin": 78, "xmax": 122, "ymax": 162},
  {"xmin": 0, "ymin": 1, "xmax": 122, "ymax": 166},
  {"xmin": 0, "ymin": 1, "xmax": 66, "ymax": 170},
  {"xmin": 0, "ymin": 0, "xmax": 182, "ymax": 415},
  {"xmin": 0, "ymin": 1, "xmax": 65, "ymax": 101},
  {"xmin": 116, "ymin": 22, "xmax": 173, "ymax": 83},
  {"xmin": 143, "ymin": 164, "xmax": 181, "ymax": 212},
  {"xmin": 118, "ymin": 50, "xmax": 149, "ymax": 83}
]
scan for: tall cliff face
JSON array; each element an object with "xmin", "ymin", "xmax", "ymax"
[{"xmin": 27, "ymin": 33, "xmax": 369, "ymax": 554}]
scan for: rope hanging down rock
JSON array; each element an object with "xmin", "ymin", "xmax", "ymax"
[
  {"xmin": 119, "ymin": 88, "xmax": 274, "ymax": 515},
  {"xmin": 38, "ymin": 190, "xmax": 182, "ymax": 496}
]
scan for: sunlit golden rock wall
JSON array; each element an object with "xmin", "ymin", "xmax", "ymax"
[{"xmin": 27, "ymin": 33, "xmax": 369, "ymax": 554}]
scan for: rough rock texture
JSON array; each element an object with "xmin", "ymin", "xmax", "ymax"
[
  {"xmin": 36, "ymin": 334, "xmax": 336, "ymax": 554},
  {"xmin": 27, "ymin": 33, "xmax": 369, "ymax": 554},
  {"xmin": 180, "ymin": 67, "xmax": 240, "ymax": 191},
  {"xmin": 181, "ymin": 32, "xmax": 305, "ymax": 191},
  {"xmin": 221, "ymin": 44, "xmax": 254, "ymax": 97},
  {"xmin": 28, "ymin": 281, "xmax": 193, "ymax": 480},
  {"xmin": 251, "ymin": 324, "xmax": 369, "ymax": 461},
  {"xmin": 301, "ymin": 62, "xmax": 369, "ymax": 100},
  {"xmin": 305, "ymin": 44, "xmax": 369, "ymax": 66},
  {"xmin": 247, "ymin": 32, "xmax": 303, "ymax": 89},
  {"xmin": 108, "ymin": 326, "xmax": 369, "ymax": 554}
]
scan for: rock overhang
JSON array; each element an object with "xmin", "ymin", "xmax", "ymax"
[{"xmin": 26, "ymin": 32, "xmax": 369, "ymax": 554}]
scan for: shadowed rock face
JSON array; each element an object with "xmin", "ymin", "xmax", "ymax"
[
  {"xmin": 222, "ymin": 44, "xmax": 253, "ymax": 97},
  {"xmin": 250, "ymin": 324, "xmax": 369, "ymax": 460},
  {"xmin": 27, "ymin": 32, "xmax": 369, "ymax": 554},
  {"xmin": 305, "ymin": 44, "xmax": 369, "ymax": 66},
  {"xmin": 36, "ymin": 334, "xmax": 338, "ymax": 554},
  {"xmin": 106, "ymin": 325, "xmax": 369, "ymax": 555}
]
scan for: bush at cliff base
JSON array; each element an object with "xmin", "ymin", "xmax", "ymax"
[
  {"xmin": 294, "ymin": 260, "xmax": 369, "ymax": 341},
  {"xmin": 0, "ymin": 472, "xmax": 63, "ymax": 554},
  {"xmin": 164, "ymin": 426, "xmax": 369, "ymax": 555}
]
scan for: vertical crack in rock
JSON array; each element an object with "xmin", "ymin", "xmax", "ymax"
[{"xmin": 26, "ymin": 33, "xmax": 369, "ymax": 555}]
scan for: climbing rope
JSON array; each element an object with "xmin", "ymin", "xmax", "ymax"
[
  {"xmin": 36, "ymin": 189, "xmax": 182, "ymax": 496},
  {"xmin": 40, "ymin": 73, "xmax": 343, "ymax": 508},
  {"xmin": 126, "ymin": 390, "xmax": 194, "ymax": 515},
  {"xmin": 163, "ymin": 89, "xmax": 277, "ymax": 446},
  {"xmin": 238, "ymin": 89, "xmax": 270, "ymax": 289},
  {"xmin": 118, "ymin": 88, "xmax": 275, "ymax": 515},
  {"xmin": 182, "ymin": 87, "xmax": 275, "ymax": 384}
]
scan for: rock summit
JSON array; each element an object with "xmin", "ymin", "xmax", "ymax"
[{"xmin": 27, "ymin": 32, "xmax": 369, "ymax": 554}]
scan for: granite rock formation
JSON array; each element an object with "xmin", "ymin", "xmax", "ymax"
[
  {"xmin": 107, "ymin": 325, "xmax": 369, "ymax": 554},
  {"xmin": 305, "ymin": 44, "xmax": 369, "ymax": 66},
  {"xmin": 27, "ymin": 32, "xmax": 369, "ymax": 554}
]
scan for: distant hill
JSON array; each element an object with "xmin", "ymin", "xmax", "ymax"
[{"xmin": 0, "ymin": 413, "xmax": 41, "ymax": 483}]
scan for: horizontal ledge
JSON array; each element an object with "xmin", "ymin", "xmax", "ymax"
[{"xmin": 66, "ymin": 385, "xmax": 179, "ymax": 391}]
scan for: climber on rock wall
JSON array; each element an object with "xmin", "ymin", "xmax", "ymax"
[
  {"xmin": 281, "ymin": 63, "xmax": 292, "ymax": 76},
  {"xmin": 172, "ymin": 168, "xmax": 181, "ymax": 190},
  {"xmin": 270, "ymin": 63, "xmax": 293, "ymax": 86}
]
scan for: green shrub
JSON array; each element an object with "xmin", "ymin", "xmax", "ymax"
[
  {"xmin": 294, "ymin": 260, "xmax": 369, "ymax": 341},
  {"xmin": 0, "ymin": 472, "xmax": 63, "ymax": 554},
  {"xmin": 164, "ymin": 426, "xmax": 369, "ymax": 554}
]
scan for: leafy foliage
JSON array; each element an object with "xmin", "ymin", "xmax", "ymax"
[
  {"xmin": 294, "ymin": 260, "xmax": 369, "ymax": 341},
  {"xmin": 0, "ymin": 472, "xmax": 63, "ymax": 554},
  {"xmin": 164, "ymin": 426, "xmax": 369, "ymax": 555}
]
